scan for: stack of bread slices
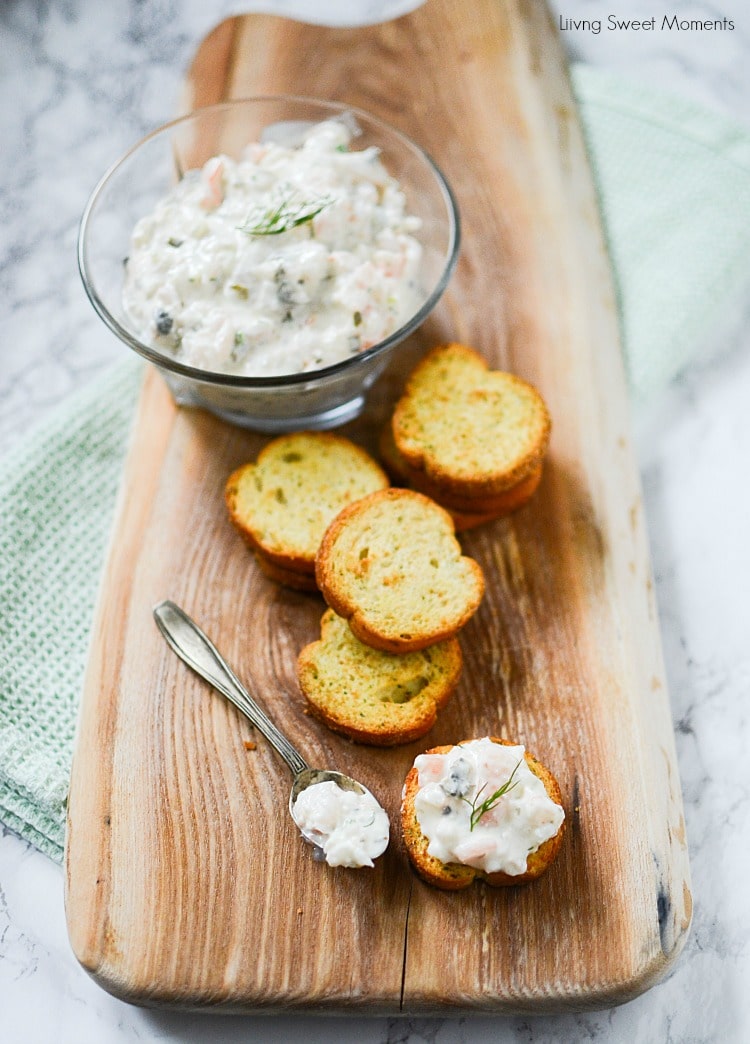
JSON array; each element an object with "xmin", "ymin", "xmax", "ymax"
[
  {"xmin": 225, "ymin": 343, "xmax": 551, "ymax": 749},
  {"xmin": 382, "ymin": 342, "xmax": 550, "ymax": 530}
]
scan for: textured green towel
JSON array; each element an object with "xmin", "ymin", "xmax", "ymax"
[
  {"xmin": 574, "ymin": 66, "xmax": 750, "ymax": 399},
  {"xmin": 1, "ymin": 69, "xmax": 749, "ymax": 862},
  {"xmin": 0, "ymin": 359, "xmax": 143, "ymax": 859}
]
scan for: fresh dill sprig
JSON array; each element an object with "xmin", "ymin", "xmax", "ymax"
[
  {"xmin": 239, "ymin": 193, "xmax": 333, "ymax": 237},
  {"xmin": 463, "ymin": 760, "xmax": 523, "ymax": 831}
]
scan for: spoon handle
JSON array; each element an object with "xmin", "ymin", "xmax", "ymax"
[{"xmin": 153, "ymin": 599, "xmax": 309, "ymax": 778}]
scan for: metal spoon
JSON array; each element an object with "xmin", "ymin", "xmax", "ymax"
[{"xmin": 152, "ymin": 599, "xmax": 387, "ymax": 860}]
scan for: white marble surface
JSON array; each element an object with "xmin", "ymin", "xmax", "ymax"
[{"xmin": 1, "ymin": 1, "xmax": 749, "ymax": 1041}]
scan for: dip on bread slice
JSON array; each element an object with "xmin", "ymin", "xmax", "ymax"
[{"xmin": 401, "ymin": 737, "xmax": 565, "ymax": 890}]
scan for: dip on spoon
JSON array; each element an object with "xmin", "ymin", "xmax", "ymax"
[{"xmin": 153, "ymin": 599, "xmax": 389, "ymax": 869}]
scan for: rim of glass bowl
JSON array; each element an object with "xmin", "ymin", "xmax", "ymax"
[{"xmin": 78, "ymin": 95, "xmax": 461, "ymax": 389}]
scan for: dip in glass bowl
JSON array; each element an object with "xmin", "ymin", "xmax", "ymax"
[{"xmin": 78, "ymin": 97, "xmax": 460, "ymax": 431}]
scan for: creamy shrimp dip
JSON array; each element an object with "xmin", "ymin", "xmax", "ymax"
[
  {"xmin": 412, "ymin": 738, "xmax": 564, "ymax": 876},
  {"xmin": 291, "ymin": 779, "xmax": 390, "ymax": 869},
  {"xmin": 122, "ymin": 119, "xmax": 424, "ymax": 376}
]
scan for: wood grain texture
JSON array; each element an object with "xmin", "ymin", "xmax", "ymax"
[{"xmin": 64, "ymin": 0, "xmax": 691, "ymax": 1013}]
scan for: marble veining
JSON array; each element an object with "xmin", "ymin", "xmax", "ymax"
[{"xmin": 1, "ymin": 1, "xmax": 749, "ymax": 1041}]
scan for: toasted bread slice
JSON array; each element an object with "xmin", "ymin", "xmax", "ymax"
[
  {"xmin": 315, "ymin": 488, "xmax": 485, "ymax": 653},
  {"xmin": 225, "ymin": 432, "xmax": 389, "ymax": 574},
  {"xmin": 297, "ymin": 609, "xmax": 462, "ymax": 745},
  {"xmin": 379, "ymin": 422, "xmax": 543, "ymax": 520},
  {"xmin": 392, "ymin": 344, "xmax": 551, "ymax": 499},
  {"xmin": 401, "ymin": 737, "xmax": 565, "ymax": 890},
  {"xmin": 254, "ymin": 550, "xmax": 320, "ymax": 592}
]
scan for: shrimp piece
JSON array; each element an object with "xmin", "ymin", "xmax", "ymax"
[{"xmin": 201, "ymin": 157, "xmax": 225, "ymax": 210}]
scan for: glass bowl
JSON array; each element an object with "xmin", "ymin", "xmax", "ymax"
[{"xmin": 78, "ymin": 96, "xmax": 460, "ymax": 432}]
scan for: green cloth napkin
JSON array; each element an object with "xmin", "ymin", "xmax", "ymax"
[
  {"xmin": 2, "ymin": 68, "xmax": 749, "ymax": 862},
  {"xmin": 574, "ymin": 66, "xmax": 750, "ymax": 399}
]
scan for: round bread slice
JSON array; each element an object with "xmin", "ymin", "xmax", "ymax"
[
  {"xmin": 401, "ymin": 737, "xmax": 566, "ymax": 890},
  {"xmin": 315, "ymin": 488, "xmax": 485, "ymax": 653},
  {"xmin": 298, "ymin": 609, "xmax": 462, "ymax": 746},
  {"xmin": 392, "ymin": 343, "xmax": 551, "ymax": 499},
  {"xmin": 225, "ymin": 432, "xmax": 389, "ymax": 574},
  {"xmin": 379, "ymin": 422, "xmax": 543, "ymax": 520}
]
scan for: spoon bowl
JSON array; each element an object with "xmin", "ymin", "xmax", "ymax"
[
  {"xmin": 153, "ymin": 599, "xmax": 389, "ymax": 864},
  {"xmin": 289, "ymin": 766, "xmax": 366, "ymax": 809}
]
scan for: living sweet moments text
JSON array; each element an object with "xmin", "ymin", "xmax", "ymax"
[{"xmin": 558, "ymin": 14, "xmax": 735, "ymax": 34}]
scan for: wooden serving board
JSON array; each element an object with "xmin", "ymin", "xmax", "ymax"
[{"xmin": 65, "ymin": 0, "xmax": 692, "ymax": 1014}]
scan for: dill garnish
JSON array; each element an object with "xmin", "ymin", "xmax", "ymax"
[
  {"xmin": 463, "ymin": 760, "xmax": 523, "ymax": 831},
  {"xmin": 239, "ymin": 193, "xmax": 333, "ymax": 237}
]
